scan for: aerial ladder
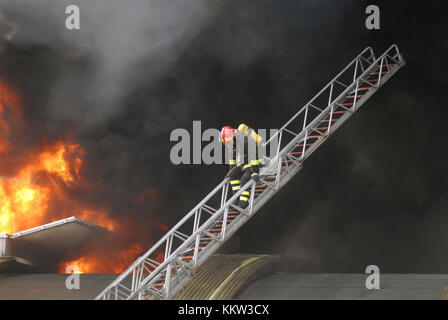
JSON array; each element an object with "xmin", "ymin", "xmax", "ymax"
[{"xmin": 96, "ymin": 45, "xmax": 405, "ymax": 300}]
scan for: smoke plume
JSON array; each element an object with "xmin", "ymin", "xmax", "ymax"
[{"xmin": 0, "ymin": 0, "xmax": 447, "ymax": 273}]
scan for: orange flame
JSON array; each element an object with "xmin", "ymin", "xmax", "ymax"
[
  {"xmin": 0, "ymin": 141, "xmax": 116, "ymax": 234},
  {"xmin": 60, "ymin": 258, "xmax": 87, "ymax": 274},
  {"xmin": 59, "ymin": 243, "xmax": 144, "ymax": 274},
  {"xmin": 1, "ymin": 81, "xmax": 148, "ymax": 274},
  {"xmin": 79, "ymin": 209, "xmax": 116, "ymax": 232},
  {"xmin": 0, "ymin": 81, "xmax": 117, "ymax": 234}
]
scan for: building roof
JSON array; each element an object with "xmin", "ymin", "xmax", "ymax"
[
  {"xmin": 1, "ymin": 253, "xmax": 448, "ymax": 299},
  {"xmin": 0, "ymin": 217, "xmax": 112, "ymax": 273},
  {"xmin": 173, "ymin": 254, "xmax": 287, "ymax": 300},
  {"xmin": 0, "ymin": 273, "xmax": 117, "ymax": 300},
  {"xmin": 236, "ymin": 273, "xmax": 448, "ymax": 300}
]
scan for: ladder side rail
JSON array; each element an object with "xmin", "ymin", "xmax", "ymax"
[
  {"xmin": 97, "ymin": 44, "xmax": 404, "ymax": 300},
  {"xmin": 144, "ymin": 179, "xmax": 259, "ymax": 299},
  {"xmin": 154, "ymin": 45, "xmax": 406, "ymax": 300},
  {"xmin": 264, "ymin": 46, "xmax": 375, "ymax": 146},
  {"xmin": 135, "ymin": 43, "xmax": 403, "ymax": 295},
  {"xmin": 267, "ymin": 44, "xmax": 403, "ymax": 169},
  {"xmin": 167, "ymin": 181, "xmax": 287, "ymax": 298},
  {"xmin": 161, "ymin": 92, "xmax": 358, "ymax": 298},
  {"xmin": 159, "ymin": 47, "xmax": 405, "ymax": 299},
  {"xmin": 95, "ymin": 178, "xmax": 229, "ymax": 299},
  {"xmin": 99, "ymin": 177, "xmax": 256, "ymax": 299},
  {"xmin": 165, "ymin": 175, "xmax": 269, "ymax": 299},
  {"xmin": 257, "ymin": 47, "xmax": 403, "ymax": 214},
  {"xmin": 262, "ymin": 58, "xmax": 372, "ymax": 161},
  {"xmin": 263, "ymin": 44, "xmax": 400, "ymax": 164},
  {"xmin": 126, "ymin": 179, "xmax": 257, "ymax": 299}
]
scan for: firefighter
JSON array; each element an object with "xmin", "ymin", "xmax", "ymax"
[{"xmin": 221, "ymin": 124, "xmax": 265, "ymax": 208}]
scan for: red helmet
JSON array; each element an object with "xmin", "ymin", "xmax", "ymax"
[{"xmin": 221, "ymin": 126, "xmax": 235, "ymax": 144}]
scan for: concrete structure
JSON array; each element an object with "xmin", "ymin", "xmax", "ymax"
[
  {"xmin": 0, "ymin": 273, "xmax": 116, "ymax": 300},
  {"xmin": 0, "ymin": 217, "xmax": 111, "ymax": 273},
  {"xmin": 173, "ymin": 254, "xmax": 291, "ymax": 300},
  {"xmin": 173, "ymin": 254, "xmax": 448, "ymax": 300},
  {"xmin": 1, "ymin": 254, "xmax": 447, "ymax": 299},
  {"xmin": 236, "ymin": 273, "xmax": 448, "ymax": 300}
]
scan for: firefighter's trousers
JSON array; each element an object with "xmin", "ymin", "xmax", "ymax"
[{"xmin": 228, "ymin": 165, "xmax": 253, "ymax": 209}]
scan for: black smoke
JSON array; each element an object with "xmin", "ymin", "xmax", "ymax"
[{"xmin": 0, "ymin": 0, "xmax": 447, "ymax": 273}]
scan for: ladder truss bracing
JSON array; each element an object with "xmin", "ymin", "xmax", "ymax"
[{"xmin": 96, "ymin": 45, "xmax": 405, "ymax": 300}]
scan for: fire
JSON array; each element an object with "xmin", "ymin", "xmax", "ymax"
[
  {"xmin": 0, "ymin": 141, "xmax": 114, "ymax": 234},
  {"xmin": 79, "ymin": 209, "xmax": 116, "ymax": 232},
  {"xmin": 39, "ymin": 144, "xmax": 79, "ymax": 182},
  {"xmin": 0, "ymin": 81, "xmax": 117, "ymax": 234},
  {"xmin": 61, "ymin": 257, "xmax": 88, "ymax": 274},
  {"xmin": 59, "ymin": 243, "xmax": 144, "ymax": 274},
  {"xmin": 0, "ymin": 80, "xmax": 149, "ymax": 274},
  {"xmin": 111, "ymin": 243, "xmax": 144, "ymax": 273}
]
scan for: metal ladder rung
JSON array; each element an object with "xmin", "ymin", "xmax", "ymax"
[
  {"xmin": 182, "ymin": 246, "xmax": 206, "ymax": 260},
  {"xmin": 216, "ymin": 223, "xmax": 230, "ymax": 228},
  {"xmin": 184, "ymin": 246, "xmax": 206, "ymax": 254},
  {"xmin": 216, "ymin": 220, "xmax": 234, "ymax": 226},
  {"xmin": 218, "ymin": 216, "xmax": 236, "ymax": 222},
  {"xmin": 226, "ymin": 214, "xmax": 240, "ymax": 218}
]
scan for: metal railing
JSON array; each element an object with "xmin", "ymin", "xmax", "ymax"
[{"xmin": 96, "ymin": 45, "xmax": 405, "ymax": 300}]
